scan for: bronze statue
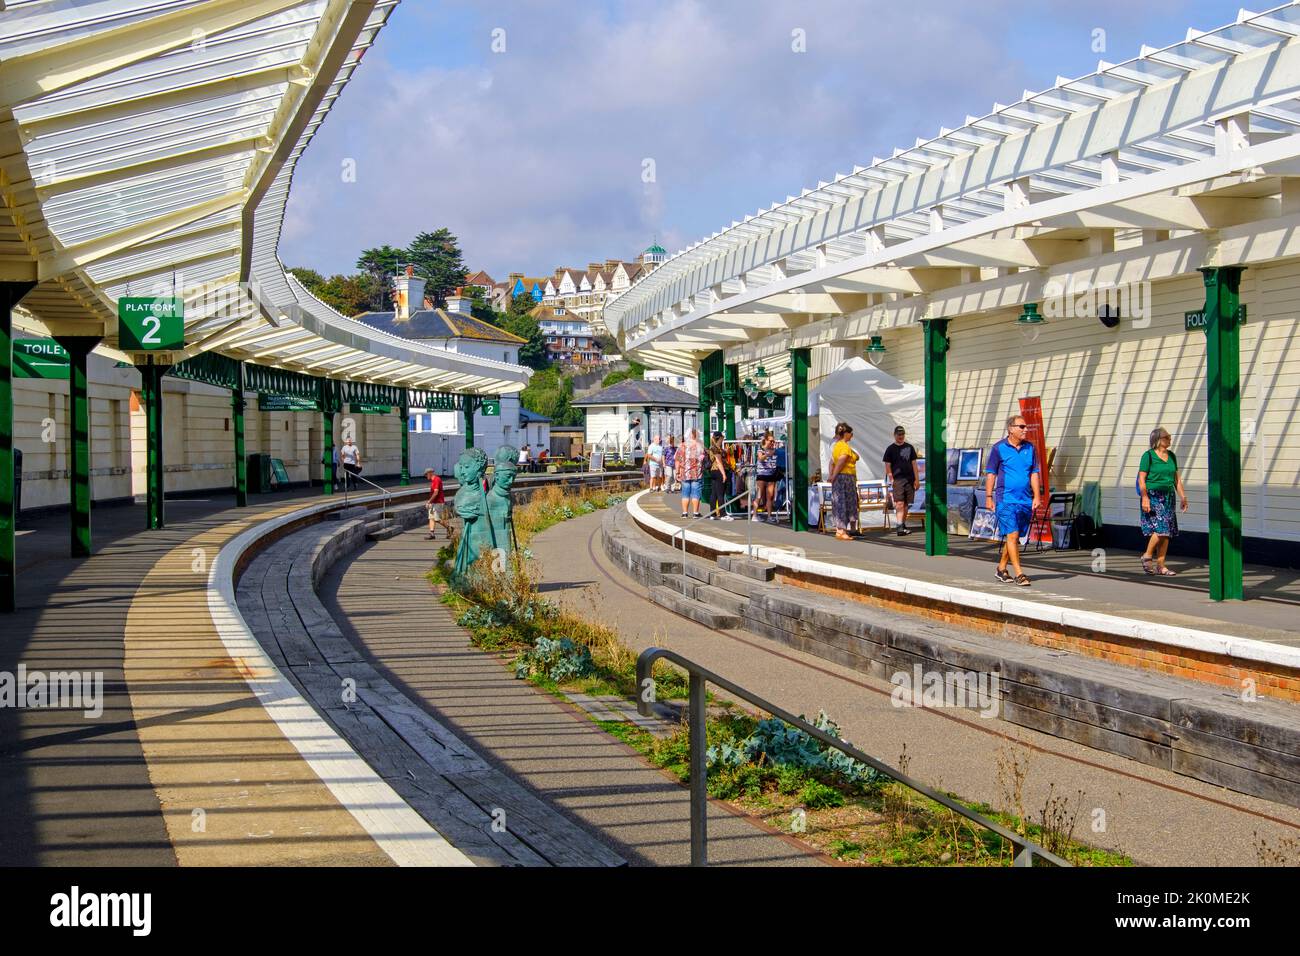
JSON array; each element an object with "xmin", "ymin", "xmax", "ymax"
[
  {"xmin": 451, "ymin": 447, "xmax": 491, "ymax": 579},
  {"xmin": 487, "ymin": 445, "xmax": 520, "ymax": 554}
]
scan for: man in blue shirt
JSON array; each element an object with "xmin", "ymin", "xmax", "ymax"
[{"xmin": 984, "ymin": 414, "xmax": 1042, "ymax": 586}]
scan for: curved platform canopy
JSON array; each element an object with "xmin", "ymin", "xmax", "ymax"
[
  {"xmin": 606, "ymin": 3, "xmax": 1300, "ymax": 389},
  {"xmin": 0, "ymin": 0, "xmax": 528, "ymax": 395}
]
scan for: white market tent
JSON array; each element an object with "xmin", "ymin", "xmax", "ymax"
[{"xmin": 809, "ymin": 357, "xmax": 924, "ymax": 480}]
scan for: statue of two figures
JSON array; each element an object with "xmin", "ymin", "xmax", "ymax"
[{"xmin": 452, "ymin": 445, "xmax": 519, "ymax": 582}]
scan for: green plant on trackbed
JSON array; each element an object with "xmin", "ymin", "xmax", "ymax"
[{"xmin": 431, "ymin": 486, "xmax": 1133, "ymax": 868}]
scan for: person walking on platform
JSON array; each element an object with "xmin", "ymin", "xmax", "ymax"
[
  {"xmin": 663, "ymin": 435, "xmax": 678, "ymax": 493},
  {"xmin": 339, "ymin": 437, "xmax": 363, "ymax": 491},
  {"xmin": 985, "ymin": 414, "xmax": 1042, "ymax": 586},
  {"xmin": 1138, "ymin": 427, "xmax": 1188, "ymax": 576},
  {"xmin": 424, "ymin": 468, "xmax": 452, "ymax": 540},
  {"xmin": 677, "ymin": 429, "xmax": 705, "ymax": 518},
  {"xmin": 827, "ymin": 422, "xmax": 859, "ymax": 541},
  {"xmin": 707, "ymin": 432, "xmax": 733, "ymax": 520},
  {"xmin": 882, "ymin": 425, "xmax": 919, "ymax": 536}
]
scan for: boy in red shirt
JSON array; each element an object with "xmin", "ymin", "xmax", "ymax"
[{"xmin": 425, "ymin": 468, "xmax": 452, "ymax": 540}]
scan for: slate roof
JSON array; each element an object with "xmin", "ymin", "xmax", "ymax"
[
  {"xmin": 572, "ymin": 378, "xmax": 698, "ymax": 409},
  {"xmin": 353, "ymin": 309, "xmax": 526, "ymax": 344}
]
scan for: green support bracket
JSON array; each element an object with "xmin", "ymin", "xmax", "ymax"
[
  {"xmin": 1202, "ymin": 266, "xmax": 1246, "ymax": 601},
  {"xmin": 399, "ymin": 388, "xmax": 410, "ymax": 485},
  {"xmin": 233, "ymin": 361, "xmax": 247, "ymax": 507},
  {"xmin": 790, "ymin": 348, "xmax": 811, "ymax": 532},
  {"xmin": 462, "ymin": 393, "xmax": 476, "ymax": 449},
  {"xmin": 1, "ymin": 281, "xmax": 35, "ymax": 612},
  {"xmin": 923, "ymin": 319, "xmax": 950, "ymax": 556},
  {"xmin": 54, "ymin": 337, "xmax": 101, "ymax": 557},
  {"xmin": 140, "ymin": 357, "xmax": 171, "ymax": 530}
]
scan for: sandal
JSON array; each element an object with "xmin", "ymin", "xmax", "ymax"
[
  {"xmin": 1014, "ymin": 574, "xmax": 1031, "ymax": 587},
  {"xmin": 834, "ymin": 532, "xmax": 853, "ymax": 541},
  {"xmin": 1158, "ymin": 566, "xmax": 1178, "ymax": 576},
  {"xmin": 1141, "ymin": 556, "xmax": 1155, "ymax": 575}
]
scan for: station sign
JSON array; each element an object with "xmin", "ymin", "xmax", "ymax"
[
  {"xmin": 349, "ymin": 403, "xmax": 392, "ymax": 415},
  {"xmin": 118, "ymin": 296, "xmax": 184, "ymax": 351},
  {"xmin": 14, "ymin": 339, "xmax": 70, "ymax": 379},
  {"xmin": 480, "ymin": 399, "xmax": 500, "ymax": 417},
  {"xmin": 259, "ymin": 394, "xmax": 319, "ymax": 412},
  {"xmin": 1184, "ymin": 305, "xmax": 1246, "ymax": 332}
]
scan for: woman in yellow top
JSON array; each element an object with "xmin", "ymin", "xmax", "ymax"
[{"xmin": 827, "ymin": 422, "xmax": 860, "ymax": 541}]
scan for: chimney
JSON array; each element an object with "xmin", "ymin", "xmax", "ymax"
[
  {"xmin": 588, "ymin": 262, "xmax": 603, "ymax": 273},
  {"xmin": 445, "ymin": 286, "xmax": 471, "ymax": 315},
  {"xmin": 554, "ymin": 267, "xmax": 565, "ymax": 280},
  {"xmin": 393, "ymin": 264, "xmax": 425, "ymax": 321},
  {"xmin": 605, "ymin": 259, "xmax": 620, "ymax": 271}
]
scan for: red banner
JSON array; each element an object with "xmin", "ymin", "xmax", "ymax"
[{"xmin": 1018, "ymin": 396, "xmax": 1050, "ymax": 540}]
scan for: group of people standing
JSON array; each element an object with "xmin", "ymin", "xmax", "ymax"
[
  {"xmin": 647, "ymin": 429, "xmax": 785, "ymax": 522},
  {"xmin": 823, "ymin": 413, "xmax": 1189, "ymax": 585}
]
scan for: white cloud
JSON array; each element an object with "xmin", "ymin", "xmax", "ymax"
[{"xmin": 279, "ymin": 0, "xmax": 1234, "ymax": 279}]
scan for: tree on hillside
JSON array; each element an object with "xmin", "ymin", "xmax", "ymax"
[
  {"xmin": 601, "ymin": 359, "xmax": 646, "ymax": 388},
  {"xmin": 519, "ymin": 367, "xmax": 584, "ymax": 426},
  {"xmin": 356, "ymin": 245, "xmax": 404, "ymax": 311},
  {"xmin": 500, "ymin": 312, "xmax": 548, "ymax": 370},
  {"xmin": 287, "ymin": 267, "xmax": 326, "ymax": 291},
  {"xmin": 406, "ymin": 228, "xmax": 467, "ymax": 307}
]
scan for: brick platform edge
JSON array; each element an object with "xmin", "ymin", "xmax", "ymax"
[
  {"xmin": 627, "ymin": 495, "xmax": 1300, "ymax": 704},
  {"xmin": 603, "ymin": 505, "xmax": 1300, "ymax": 810}
]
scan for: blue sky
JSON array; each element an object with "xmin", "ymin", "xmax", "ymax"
[{"xmin": 280, "ymin": 0, "xmax": 1260, "ymax": 280}]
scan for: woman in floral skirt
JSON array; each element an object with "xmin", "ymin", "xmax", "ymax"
[{"xmin": 1137, "ymin": 427, "xmax": 1189, "ymax": 576}]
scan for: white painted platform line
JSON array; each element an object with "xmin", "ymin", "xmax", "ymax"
[
  {"xmin": 209, "ymin": 500, "xmax": 474, "ymax": 868},
  {"xmin": 626, "ymin": 491, "xmax": 1300, "ymax": 671}
]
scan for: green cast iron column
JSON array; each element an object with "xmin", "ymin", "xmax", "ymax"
[
  {"xmin": 721, "ymin": 363, "xmax": 738, "ymax": 441},
  {"xmin": 1202, "ymin": 266, "xmax": 1245, "ymax": 601},
  {"xmin": 790, "ymin": 347, "xmax": 811, "ymax": 532},
  {"xmin": 698, "ymin": 352, "xmax": 721, "ymax": 503},
  {"xmin": 1, "ymin": 282, "xmax": 35, "ymax": 611},
  {"xmin": 321, "ymin": 378, "xmax": 335, "ymax": 495},
  {"xmin": 54, "ymin": 337, "xmax": 101, "ymax": 556},
  {"xmin": 923, "ymin": 319, "xmax": 950, "ymax": 556},
  {"xmin": 399, "ymin": 388, "xmax": 410, "ymax": 485},
  {"xmin": 232, "ymin": 362, "xmax": 247, "ymax": 506},
  {"xmin": 462, "ymin": 393, "xmax": 476, "ymax": 449},
  {"xmin": 141, "ymin": 358, "xmax": 171, "ymax": 529}
]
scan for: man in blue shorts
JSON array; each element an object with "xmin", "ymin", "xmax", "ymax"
[{"xmin": 984, "ymin": 413, "xmax": 1042, "ymax": 586}]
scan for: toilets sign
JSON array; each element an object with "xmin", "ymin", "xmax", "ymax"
[{"xmin": 118, "ymin": 296, "xmax": 184, "ymax": 351}]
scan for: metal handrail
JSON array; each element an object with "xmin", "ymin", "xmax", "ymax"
[
  {"xmin": 635, "ymin": 646, "xmax": 1071, "ymax": 868},
  {"xmin": 342, "ymin": 469, "xmax": 392, "ymax": 521}
]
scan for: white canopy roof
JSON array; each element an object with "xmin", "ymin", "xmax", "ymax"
[
  {"xmin": 0, "ymin": 0, "xmax": 529, "ymax": 395},
  {"xmin": 608, "ymin": 3, "xmax": 1300, "ymax": 384}
]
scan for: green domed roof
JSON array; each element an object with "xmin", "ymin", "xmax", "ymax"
[{"xmin": 645, "ymin": 243, "xmax": 667, "ymax": 255}]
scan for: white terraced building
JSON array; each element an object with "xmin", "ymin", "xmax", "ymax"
[
  {"xmin": 606, "ymin": 4, "xmax": 1300, "ymax": 596},
  {"xmin": 0, "ymin": 0, "xmax": 530, "ymax": 607}
]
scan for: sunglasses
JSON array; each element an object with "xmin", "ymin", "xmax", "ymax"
[{"xmin": 1011, "ymin": 424, "xmax": 1028, "ymax": 429}]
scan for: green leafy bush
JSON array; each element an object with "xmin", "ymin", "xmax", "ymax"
[
  {"xmin": 799, "ymin": 779, "xmax": 846, "ymax": 809},
  {"xmin": 514, "ymin": 636, "xmax": 594, "ymax": 683}
]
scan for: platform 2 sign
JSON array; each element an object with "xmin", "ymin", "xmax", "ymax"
[
  {"xmin": 118, "ymin": 296, "xmax": 184, "ymax": 351},
  {"xmin": 13, "ymin": 339, "xmax": 70, "ymax": 379},
  {"xmin": 480, "ymin": 399, "xmax": 500, "ymax": 416}
]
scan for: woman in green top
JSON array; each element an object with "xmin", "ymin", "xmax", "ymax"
[{"xmin": 1138, "ymin": 427, "xmax": 1188, "ymax": 576}]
